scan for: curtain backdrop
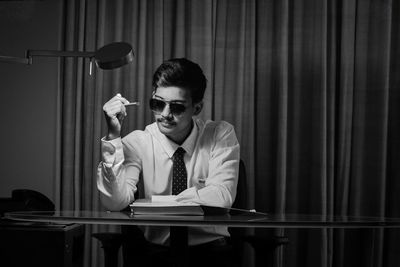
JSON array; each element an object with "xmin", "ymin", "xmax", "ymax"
[{"xmin": 54, "ymin": 0, "xmax": 400, "ymax": 266}]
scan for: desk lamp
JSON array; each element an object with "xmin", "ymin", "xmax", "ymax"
[{"xmin": 0, "ymin": 42, "xmax": 134, "ymax": 73}]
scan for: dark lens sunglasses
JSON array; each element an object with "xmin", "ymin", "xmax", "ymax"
[{"xmin": 149, "ymin": 98, "xmax": 187, "ymax": 116}]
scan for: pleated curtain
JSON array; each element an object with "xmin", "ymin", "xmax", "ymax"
[{"xmin": 54, "ymin": 0, "xmax": 400, "ymax": 266}]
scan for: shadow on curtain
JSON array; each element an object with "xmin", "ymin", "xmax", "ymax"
[{"xmin": 55, "ymin": 0, "xmax": 400, "ymax": 267}]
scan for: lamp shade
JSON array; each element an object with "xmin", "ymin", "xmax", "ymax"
[{"xmin": 94, "ymin": 42, "xmax": 134, "ymax": 69}]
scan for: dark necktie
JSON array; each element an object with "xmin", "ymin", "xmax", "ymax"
[{"xmin": 172, "ymin": 147, "xmax": 187, "ymax": 195}]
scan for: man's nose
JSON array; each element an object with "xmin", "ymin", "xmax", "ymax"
[{"xmin": 161, "ymin": 103, "xmax": 173, "ymax": 117}]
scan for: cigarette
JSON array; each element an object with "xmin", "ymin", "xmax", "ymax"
[{"xmin": 124, "ymin": 102, "xmax": 140, "ymax": 106}]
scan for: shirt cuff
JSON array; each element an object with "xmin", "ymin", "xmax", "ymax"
[{"xmin": 101, "ymin": 136, "xmax": 123, "ymax": 167}]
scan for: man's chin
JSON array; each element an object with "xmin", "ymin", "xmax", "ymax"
[{"xmin": 157, "ymin": 121, "xmax": 176, "ymax": 133}]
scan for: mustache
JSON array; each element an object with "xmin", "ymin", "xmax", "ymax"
[{"xmin": 157, "ymin": 117, "xmax": 176, "ymax": 123}]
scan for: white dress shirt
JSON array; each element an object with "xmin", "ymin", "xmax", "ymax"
[{"xmin": 97, "ymin": 118, "xmax": 240, "ymax": 245}]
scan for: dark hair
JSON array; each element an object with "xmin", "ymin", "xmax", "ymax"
[{"xmin": 152, "ymin": 58, "xmax": 207, "ymax": 103}]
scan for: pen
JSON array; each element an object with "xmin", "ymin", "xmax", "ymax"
[{"xmin": 124, "ymin": 102, "xmax": 140, "ymax": 106}]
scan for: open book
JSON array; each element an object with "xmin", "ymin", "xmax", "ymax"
[{"xmin": 129, "ymin": 196, "xmax": 228, "ymax": 216}]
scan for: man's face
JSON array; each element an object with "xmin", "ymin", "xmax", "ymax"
[{"xmin": 151, "ymin": 86, "xmax": 202, "ymax": 144}]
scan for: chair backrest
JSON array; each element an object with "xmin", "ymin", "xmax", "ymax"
[
  {"xmin": 232, "ymin": 159, "xmax": 248, "ymax": 210},
  {"xmin": 229, "ymin": 159, "xmax": 250, "ymax": 240}
]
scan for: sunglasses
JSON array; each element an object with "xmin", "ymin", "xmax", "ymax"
[{"xmin": 149, "ymin": 98, "xmax": 187, "ymax": 116}]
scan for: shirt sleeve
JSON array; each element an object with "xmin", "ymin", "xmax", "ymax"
[
  {"xmin": 177, "ymin": 122, "xmax": 240, "ymax": 208},
  {"xmin": 96, "ymin": 136, "xmax": 141, "ymax": 211}
]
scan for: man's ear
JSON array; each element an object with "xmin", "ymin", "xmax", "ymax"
[{"xmin": 193, "ymin": 101, "xmax": 203, "ymax": 115}]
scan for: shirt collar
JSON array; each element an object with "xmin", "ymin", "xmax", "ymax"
[{"xmin": 147, "ymin": 119, "xmax": 199, "ymax": 158}]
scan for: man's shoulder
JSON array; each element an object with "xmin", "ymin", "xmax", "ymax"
[
  {"xmin": 195, "ymin": 119, "xmax": 238, "ymax": 152},
  {"xmin": 197, "ymin": 119, "xmax": 236, "ymax": 141},
  {"xmin": 200, "ymin": 119, "xmax": 235, "ymax": 133}
]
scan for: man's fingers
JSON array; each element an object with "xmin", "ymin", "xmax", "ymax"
[
  {"xmin": 105, "ymin": 93, "xmax": 130, "ymax": 107},
  {"xmin": 119, "ymin": 103, "xmax": 127, "ymax": 118},
  {"xmin": 105, "ymin": 105, "xmax": 127, "ymax": 119},
  {"xmin": 103, "ymin": 97, "xmax": 128, "ymax": 118},
  {"xmin": 115, "ymin": 93, "xmax": 130, "ymax": 105},
  {"xmin": 102, "ymin": 94, "xmax": 129, "ymax": 139},
  {"xmin": 117, "ymin": 113, "xmax": 126, "ymax": 122}
]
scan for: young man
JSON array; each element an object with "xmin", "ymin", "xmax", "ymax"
[{"xmin": 97, "ymin": 58, "xmax": 240, "ymax": 267}]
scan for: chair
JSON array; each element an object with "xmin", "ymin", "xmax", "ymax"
[
  {"xmin": 92, "ymin": 232, "xmax": 124, "ymax": 267},
  {"xmin": 93, "ymin": 159, "xmax": 288, "ymax": 267},
  {"xmin": 229, "ymin": 160, "xmax": 289, "ymax": 267}
]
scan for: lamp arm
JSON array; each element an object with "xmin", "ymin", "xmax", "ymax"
[
  {"xmin": 0, "ymin": 55, "xmax": 30, "ymax": 64},
  {"xmin": 0, "ymin": 50, "xmax": 95, "ymax": 65},
  {"xmin": 27, "ymin": 50, "xmax": 95, "ymax": 58},
  {"xmin": 0, "ymin": 42, "xmax": 133, "ymax": 69}
]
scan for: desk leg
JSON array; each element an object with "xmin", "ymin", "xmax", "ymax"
[{"xmin": 170, "ymin": 226, "xmax": 188, "ymax": 267}]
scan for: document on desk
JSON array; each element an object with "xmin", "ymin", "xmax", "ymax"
[{"xmin": 129, "ymin": 196, "xmax": 204, "ymax": 216}]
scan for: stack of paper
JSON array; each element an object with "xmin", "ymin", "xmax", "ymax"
[{"xmin": 129, "ymin": 196, "xmax": 204, "ymax": 215}]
